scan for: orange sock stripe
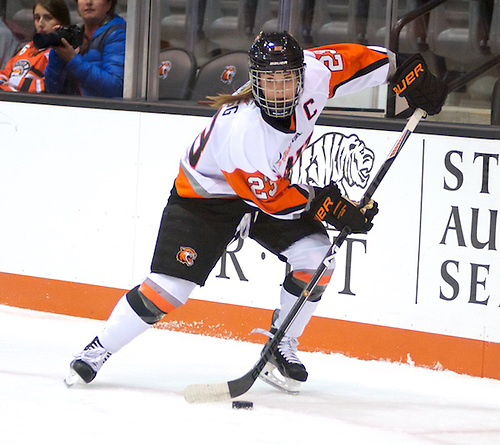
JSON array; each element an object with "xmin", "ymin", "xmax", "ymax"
[
  {"xmin": 293, "ymin": 271, "xmax": 331, "ymax": 287},
  {"xmin": 139, "ymin": 282, "xmax": 177, "ymax": 314}
]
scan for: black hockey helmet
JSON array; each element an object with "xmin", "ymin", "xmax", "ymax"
[
  {"xmin": 248, "ymin": 31, "xmax": 305, "ymax": 118},
  {"xmin": 249, "ymin": 31, "xmax": 304, "ymax": 71}
]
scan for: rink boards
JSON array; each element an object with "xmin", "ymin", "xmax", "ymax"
[{"xmin": 0, "ymin": 100, "xmax": 499, "ymax": 379}]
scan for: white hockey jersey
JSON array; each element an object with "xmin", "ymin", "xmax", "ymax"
[{"xmin": 175, "ymin": 43, "xmax": 393, "ymax": 219}]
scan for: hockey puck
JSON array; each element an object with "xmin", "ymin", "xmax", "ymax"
[{"xmin": 232, "ymin": 400, "xmax": 253, "ymax": 410}]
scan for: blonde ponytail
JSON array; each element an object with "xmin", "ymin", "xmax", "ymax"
[{"xmin": 207, "ymin": 84, "xmax": 253, "ymax": 109}]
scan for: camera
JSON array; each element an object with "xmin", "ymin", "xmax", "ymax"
[{"xmin": 33, "ymin": 25, "xmax": 84, "ymax": 50}]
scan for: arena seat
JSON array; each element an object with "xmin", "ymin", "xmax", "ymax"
[
  {"xmin": 203, "ymin": 0, "xmax": 256, "ymax": 55},
  {"xmin": 0, "ymin": 20, "xmax": 19, "ymax": 69},
  {"xmin": 116, "ymin": 0, "xmax": 128, "ymax": 21},
  {"xmin": 68, "ymin": 3, "xmax": 82, "ymax": 26},
  {"xmin": 292, "ymin": 0, "xmax": 316, "ymax": 47},
  {"xmin": 253, "ymin": 0, "xmax": 280, "ymax": 33},
  {"xmin": 160, "ymin": 0, "xmax": 208, "ymax": 62},
  {"xmin": 366, "ymin": 0, "xmax": 429, "ymax": 53},
  {"xmin": 426, "ymin": 0, "xmax": 497, "ymax": 116},
  {"xmin": 189, "ymin": 50, "xmax": 249, "ymax": 102},
  {"xmin": 310, "ymin": 0, "xmax": 359, "ymax": 47},
  {"xmin": 5, "ymin": 0, "xmax": 23, "ymax": 21},
  {"xmin": 158, "ymin": 48, "xmax": 197, "ymax": 100},
  {"xmin": 427, "ymin": 0, "xmax": 492, "ymax": 72},
  {"xmin": 161, "ymin": 1, "xmax": 188, "ymax": 49},
  {"xmin": 9, "ymin": 0, "xmax": 35, "ymax": 40}
]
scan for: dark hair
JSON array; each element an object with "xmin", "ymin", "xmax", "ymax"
[
  {"xmin": 33, "ymin": 0, "xmax": 71, "ymax": 27},
  {"xmin": 74, "ymin": 0, "xmax": 118, "ymax": 15}
]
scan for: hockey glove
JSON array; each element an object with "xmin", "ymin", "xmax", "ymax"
[
  {"xmin": 391, "ymin": 53, "xmax": 448, "ymax": 115},
  {"xmin": 310, "ymin": 182, "xmax": 378, "ymax": 234}
]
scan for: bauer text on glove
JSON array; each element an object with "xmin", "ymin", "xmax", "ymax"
[
  {"xmin": 391, "ymin": 53, "xmax": 448, "ymax": 115},
  {"xmin": 310, "ymin": 182, "xmax": 379, "ymax": 233}
]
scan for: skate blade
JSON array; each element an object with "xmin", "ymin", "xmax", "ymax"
[
  {"xmin": 258, "ymin": 362, "xmax": 301, "ymax": 395},
  {"xmin": 64, "ymin": 366, "xmax": 84, "ymax": 387}
]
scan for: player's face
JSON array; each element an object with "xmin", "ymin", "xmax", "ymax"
[
  {"xmin": 259, "ymin": 71, "xmax": 298, "ymax": 106},
  {"xmin": 33, "ymin": 5, "xmax": 62, "ymax": 34}
]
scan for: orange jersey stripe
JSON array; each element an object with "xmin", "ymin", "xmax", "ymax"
[
  {"xmin": 222, "ymin": 168, "xmax": 309, "ymax": 216},
  {"xmin": 308, "ymin": 44, "xmax": 389, "ymax": 98},
  {"xmin": 174, "ymin": 164, "xmax": 205, "ymax": 198}
]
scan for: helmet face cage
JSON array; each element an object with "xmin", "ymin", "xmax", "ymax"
[
  {"xmin": 249, "ymin": 32, "xmax": 305, "ymax": 118},
  {"xmin": 249, "ymin": 67, "xmax": 304, "ymax": 118}
]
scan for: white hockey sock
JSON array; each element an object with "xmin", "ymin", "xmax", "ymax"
[
  {"xmin": 98, "ymin": 295, "xmax": 150, "ymax": 353},
  {"xmin": 274, "ymin": 288, "xmax": 319, "ymax": 339}
]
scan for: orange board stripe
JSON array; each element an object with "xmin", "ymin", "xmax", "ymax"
[
  {"xmin": 0, "ymin": 271, "xmax": 498, "ymax": 380},
  {"xmin": 0, "ymin": 271, "xmax": 124, "ymax": 320}
]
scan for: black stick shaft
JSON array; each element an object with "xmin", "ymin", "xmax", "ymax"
[{"xmin": 227, "ymin": 108, "xmax": 426, "ymax": 398}]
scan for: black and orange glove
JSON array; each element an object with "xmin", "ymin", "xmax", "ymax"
[
  {"xmin": 310, "ymin": 182, "xmax": 378, "ymax": 234},
  {"xmin": 391, "ymin": 53, "xmax": 448, "ymax": 115}
]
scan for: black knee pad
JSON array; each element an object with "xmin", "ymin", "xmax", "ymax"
[
  {"xmin": 283, "ymin": 272, "xmax": 326, "ymax": 302},
  {"xmin": 126, "ymin": 285, "xmax": 165, "ymax": 325}
]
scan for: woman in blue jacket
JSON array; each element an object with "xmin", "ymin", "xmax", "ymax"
[{"xmin": 45, "ymin": 0, "xmax": 125, "ymax": 97}]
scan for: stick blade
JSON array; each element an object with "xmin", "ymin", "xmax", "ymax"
[
  {"xmin": 227, "ymin": 368, "xmax": 259, "ymax": 398},
  {"xmin": 184, "ymin": 366, "xmax": 259, "ymax": 403},
  {"xmin": 184, "ymin": 382, "xmax": 231, "ymax": 404}
]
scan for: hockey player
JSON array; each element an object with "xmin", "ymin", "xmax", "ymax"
[{"xmin": 65, "ymin": 31, "xmax": 448, "ymax": 391}]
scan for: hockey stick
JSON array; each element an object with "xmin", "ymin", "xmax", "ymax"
[{"xmin": 184, "ymin": 107, "xmax": 426, "ymax": 403}]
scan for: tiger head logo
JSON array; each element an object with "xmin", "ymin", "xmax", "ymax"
[
  {"xmin": 176, "ymin": 246, "xmax": 197, "ymax": 267},
  {"xmin": 12, "ymin": 60, "xmax": 30, "ymax": 77},
  {"xmin": 159, "ymin": 60, "xmax": 172, "ymax": 79},
  {"xmin": 292, "ymin": 132, "xmax": 375, "ymax": 197},
  {"xmin": 221, "ymin": 65, "xmax": 237, "ymax": 84}
]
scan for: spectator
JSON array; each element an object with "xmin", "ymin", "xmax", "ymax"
[
  {"xmin": 44, "ymin": 0, "xmax": 126, "ymax": 97},
  {"xmin": 0, "ymin": 1, "xmax": 70, "ymax": 93}
]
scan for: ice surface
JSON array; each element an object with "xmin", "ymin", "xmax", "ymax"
[{"xmin": 2, "ymin": 304, "xmax": 500, "ymax": 445}]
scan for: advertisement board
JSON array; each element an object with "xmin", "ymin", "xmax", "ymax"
[{"xmin": 0, "ymin": 100, "xmax": 498, "ymax": 376}]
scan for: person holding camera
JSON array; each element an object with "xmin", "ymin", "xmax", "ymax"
[
  {"xmin": 44, "ymin": 0, "xmax": 125, "ymax": 97},
  {"xmin": 0, "ymin": 0, "xmax": 70, "ymax": 93}
]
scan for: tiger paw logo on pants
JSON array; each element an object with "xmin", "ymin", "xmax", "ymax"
[{"xmin": 176, "ymin": 246, "xmax": 197, "ymax": 266}]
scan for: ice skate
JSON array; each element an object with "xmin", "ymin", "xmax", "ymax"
[
  {"xmin": 64, "ymin": 337, "xmax": 112, "ymax": 387},
  {"xmin": 257, "ymin": 310, "xmax": 308, "ymax": 394}
]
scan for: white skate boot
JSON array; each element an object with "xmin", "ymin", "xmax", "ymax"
[
  {"xmin": 64, "ymin": 337, "xmax": 112, "ymax": 387},
  {"xmin": 258, "ymin": 310, "xmax": 308, "ymax": 394}
]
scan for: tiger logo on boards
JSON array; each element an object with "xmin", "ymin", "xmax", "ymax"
[
  {"xmin": 176, "ymin": 246, "xmax": 198, "ymax": 266},
  {"xmin": 293, "ymin": 132, "xmax": 375, "ymax": 198},
  {"xmin": 221, "ymin": 65, "xmax": 236, "ymax": 84}
]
